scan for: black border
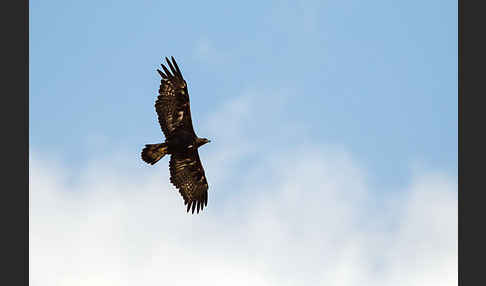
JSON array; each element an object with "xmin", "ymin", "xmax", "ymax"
[
  {"xmin": 458, "ymin": 0, "xmax": 462, "ymax": 283},
  {"xmin": 459, "ymin": 0, "xmax": 483, "ymax": 284},
  {"xmin": 4, "ymin": 0, "xmax": 28, "ymax": 285}
]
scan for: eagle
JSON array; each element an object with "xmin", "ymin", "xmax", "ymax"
[{"xmin": 141, "ymin": 57, "xmax": 211, "ymax": 214}]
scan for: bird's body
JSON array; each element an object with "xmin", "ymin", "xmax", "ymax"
[{"xmin": 141, "ymin": 57, "xmax": 210, "ymax": 214}]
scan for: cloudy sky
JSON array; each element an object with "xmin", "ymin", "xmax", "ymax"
[{"xmin": 30, "ymin": 0, "xmax": 457, "ymax": 285}]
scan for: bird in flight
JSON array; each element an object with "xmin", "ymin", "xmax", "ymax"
[{"xmin": 141, "ymin": 57, "xmax": 211, "ymax": 214}]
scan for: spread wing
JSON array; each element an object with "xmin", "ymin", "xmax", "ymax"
[
  {"xmin": 155, "ymin": 57, "xmax": 196, "ymax": 139},
  {"xmin": 169, "ymin": 150, "xmax": 209, "ymax": 214}
]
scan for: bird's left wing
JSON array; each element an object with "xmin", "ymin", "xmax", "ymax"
[{"xmin": 155, "ymin": 57, "xmax": 196, "ymax": 139}]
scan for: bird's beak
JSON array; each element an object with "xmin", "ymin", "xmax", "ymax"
[{"xmin": 208, "ymin": 140, "xmax": 211, "ymax": 143}]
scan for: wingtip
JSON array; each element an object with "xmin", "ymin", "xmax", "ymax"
[
  {"xmin": 171, "ymin": 56, "xmax": 183, "ymax": 78},
  {"xmin": 171, "ymin": 56, "xmax": 177, "ymax": 67},
  {"xmin": 156, "ymin": 69, "xmax": 165, "ymax": 78},
  {"xmin": 165, "ymin": 57, "xmax": 178, "ymax": 76},
  {"xmin": 160, "ymin": 63, "xmax": 172, "ymax": 78}
]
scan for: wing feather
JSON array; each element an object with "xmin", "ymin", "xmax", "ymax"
[
  {"xmin": 171, "ymin": 56, "xmax": 183, "ymax": 77},
  {"xmin": 157, "ymin": 69, "xmax": 168, "ymax": 79},
  {"xmin": 165, "ymin": 57, "xmax": 178, "ymax": 77},
  {"xmin": 161, "ymin": 63, "xmax": 173, "ymax": 79}
]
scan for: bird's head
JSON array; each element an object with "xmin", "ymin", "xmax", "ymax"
[{"xmin": 196, "ymin": 137, "xmax": 211, "ymax": 147}]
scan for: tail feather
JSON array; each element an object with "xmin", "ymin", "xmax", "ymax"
[{"xmin": 141, "ymin": 143, "xmax": 168, "ymax": 165}]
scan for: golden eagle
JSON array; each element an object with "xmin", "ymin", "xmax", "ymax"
[{"xmin": 141, "ymin": 57, "xmax": 211, "ymax": 214}]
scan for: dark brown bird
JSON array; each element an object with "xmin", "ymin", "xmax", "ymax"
[{"xmin": 141, "ymin": 57, "xmax": 211, "ymax": 214}]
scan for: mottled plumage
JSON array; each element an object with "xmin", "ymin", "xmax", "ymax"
[{"xmin": 141, "ymin": 57, "xmax": 210, "ymax": 214}]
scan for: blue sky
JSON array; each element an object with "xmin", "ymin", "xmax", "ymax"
[
  {"xmin": 30, "ymin": 0, "xmax": 457, "ymax": 185},
  {"xmin": 30, "ymin": 1, "xmax": 457, "ymax": 285}
]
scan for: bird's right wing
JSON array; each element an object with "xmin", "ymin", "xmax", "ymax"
[{"xmin": 169, "ymin": 149, "xmax": 209, "ymax": 214}]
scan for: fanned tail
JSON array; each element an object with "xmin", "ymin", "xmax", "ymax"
[{"xmin": 141, "ymin": 143, "xmax": 168, "ymax": 165}]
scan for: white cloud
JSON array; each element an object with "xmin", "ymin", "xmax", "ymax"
[{"xmin": 30, "ymin": 92, "xmax": 457, "ymax": 285}]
